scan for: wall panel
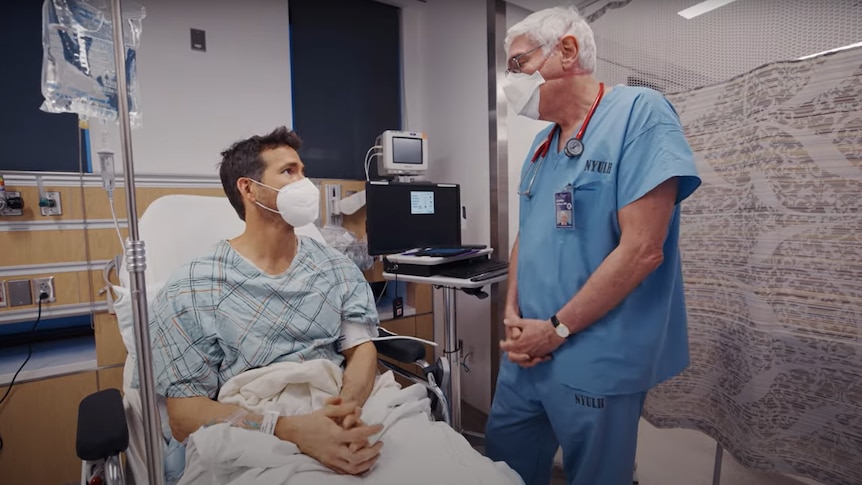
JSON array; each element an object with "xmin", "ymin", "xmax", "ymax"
[{"xmin": 0, "ymin": 372, "xmax": 98, "ymax": 484}]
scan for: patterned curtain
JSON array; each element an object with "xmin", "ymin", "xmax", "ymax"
[{"xmin": 643, "ymin": 47, "xmax": 862, "ymax": 485}]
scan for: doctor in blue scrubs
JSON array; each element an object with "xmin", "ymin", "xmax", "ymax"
[{"xmin": 485, "ymin": 6, "xmax": 702, "ymax": 485}]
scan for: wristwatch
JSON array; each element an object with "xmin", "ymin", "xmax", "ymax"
[{"xmin": 550, "ymin": 314, "xmax": 571, "ymax": 339}]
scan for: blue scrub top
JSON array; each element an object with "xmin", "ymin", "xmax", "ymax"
[{"xmin": 516, "ymin": 85, "xmax": 702, "ymax": 395}]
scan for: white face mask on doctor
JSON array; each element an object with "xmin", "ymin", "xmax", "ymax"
[
  {"xmin": 249, "ymin": 177, "xmax": 320, "ymax": 228},
  {"xmin": 502, "ymin": 70, "xmax": 546, "ymax": 120}
]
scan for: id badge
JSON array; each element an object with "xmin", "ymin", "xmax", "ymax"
[{"xmin": 555, "ymin": 186, "xmax": 574, "ymax": 229}]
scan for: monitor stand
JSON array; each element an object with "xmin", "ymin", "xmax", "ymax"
[
  {"xmin": 393, "ymin": 174, "xmax": 426, "ymax": 183},
  {"xmin": 383, "ymin": 248, "xmax": 493, "ymax": 277}
]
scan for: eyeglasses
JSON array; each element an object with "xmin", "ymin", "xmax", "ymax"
[{"xmin": 506, "ymin": 45, "xmax": 543, "ymax": 75}]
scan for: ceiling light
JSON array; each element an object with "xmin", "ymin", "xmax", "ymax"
[
  {"xmin": 798, "ymin": 41, "xmax": 862, "ymax": 60},
  {"xmin": 678, "ymin": 0, "xmax": 739, "ymax": 20}
]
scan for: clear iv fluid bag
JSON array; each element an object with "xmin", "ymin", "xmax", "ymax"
[{"xmin": 40, "ymin": 0, "xmax": 146, "ymax": 127}]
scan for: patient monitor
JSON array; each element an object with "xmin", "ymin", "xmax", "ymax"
[{"xmin": 375, "ymin": 130, "xmax": 428, "ymax": 177}]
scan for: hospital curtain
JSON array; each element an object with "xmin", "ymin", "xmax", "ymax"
[{"xmin": 643, "ymin": 47, "xmax": 862, "ymax": 485}]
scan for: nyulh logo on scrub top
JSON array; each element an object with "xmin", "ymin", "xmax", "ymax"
[
  {"xmin": 574, "ymin": 393, "xmax": 605, "ymax": 409},
  {"xmin": 584, "ymin": 159, "xmax": 613, "ymax": 174}
]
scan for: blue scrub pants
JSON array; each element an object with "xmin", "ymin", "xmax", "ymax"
[{"xmin": 486, "ymin": 359, "xmax": 645, "ymax": 485}]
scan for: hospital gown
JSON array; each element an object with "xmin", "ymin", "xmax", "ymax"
[{"xmin": 148, "ymin": 236, "xmax": 378, "ymax": 482}]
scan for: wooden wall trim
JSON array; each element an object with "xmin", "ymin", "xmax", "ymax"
[
  {"xmin": 2, "ymin": 171, "xmax": 223, "ymax": 188},
  {"xmin": 0, "ymin": 219, "xmax": 127, "ymax": 232},
  {"xmin": 0, "ymin": 184, "xmax": 228, "ymax": 223},
  {"xmin": 0, "ymin": 259, "xmax": 110, "ymax": 277},
  {"xmin": 0, "ymin": 301, "xmax": 107, "ymax": 325}
]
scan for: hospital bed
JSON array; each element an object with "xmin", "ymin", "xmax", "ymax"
[{"xmin": 75, "ymin": 194, "xmax": 452, "ymax": 485}]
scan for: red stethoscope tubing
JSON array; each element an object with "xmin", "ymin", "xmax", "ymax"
[{"xmin": 530, "ymin": 82, "xmax": 605, "ymax": 163}]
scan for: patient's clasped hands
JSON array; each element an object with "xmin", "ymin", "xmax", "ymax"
[{"xmin": 284, "ymin": 395, "xmax": 383, "ymax": 476}]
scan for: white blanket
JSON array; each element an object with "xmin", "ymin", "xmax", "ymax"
[{"xmin": 178, "ymin": 360, "xmax": 523, "ymax": 485}]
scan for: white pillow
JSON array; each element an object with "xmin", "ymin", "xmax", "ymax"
[{"xmin": 112, "ymin": 283, "xmax": 163, "ymax": 361}]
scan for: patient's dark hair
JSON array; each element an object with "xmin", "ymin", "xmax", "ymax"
[{"xmin": 218, "ymin": 126, "xmax": 302, "ymax": 221}]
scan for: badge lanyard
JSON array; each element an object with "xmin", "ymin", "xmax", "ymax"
[{"xmin": 518, "ymin": 83, "xmax": 606, "ymax": 198}]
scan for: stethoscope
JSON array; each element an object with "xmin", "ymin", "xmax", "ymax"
[{"xmin": 518, "ymin": 83, "xmax": 605, "ymax": 198}]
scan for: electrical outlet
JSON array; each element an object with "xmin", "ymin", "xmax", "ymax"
[
  {"xmin": 32, "ymin": 276, "xmax": 56, "ymax": 303},
  {"xmin": 40, "ymin": 191, "xmax": 63, "ymax": 216},
  {"xmin": 0, "ymin": 280, "xmax": 7, "ymax": 308}
]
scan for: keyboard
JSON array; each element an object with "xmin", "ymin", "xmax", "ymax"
[
  {"xmin": 437, "ymin": 258, "xmax": 510, "ymax": 281},
  {"xmin": 413, "ymin": 247, "xmax": 473, "ymax": 257}
]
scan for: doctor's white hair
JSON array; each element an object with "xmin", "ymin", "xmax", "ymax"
[{"xmin": 505, "ymin": 6, "xmax": 597, "ymax": 74}]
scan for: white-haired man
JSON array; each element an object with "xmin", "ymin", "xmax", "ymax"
[{"xmin": 488, "ymin": 6, "xmax": 702, "ymax": 485}]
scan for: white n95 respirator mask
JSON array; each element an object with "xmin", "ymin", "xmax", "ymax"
[
  {"xmin": 250, "ymin": 177, "xmax": 320, "ymax": 228},
  {"xmin": 502, "ymin": 71, "xmax": 545, "ymax": 120}
]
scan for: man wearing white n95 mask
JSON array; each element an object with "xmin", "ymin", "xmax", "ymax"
[
  {"xmin": 149, "ymin": 127, "xmax": 383, "ymax": 483},
  {"xmin": 148, "ymin": 127, "xmax": 524, "ymax": 485},
  {"xmin": 487, "ymin": 6, "xmax": 702, "ymax": 485}
]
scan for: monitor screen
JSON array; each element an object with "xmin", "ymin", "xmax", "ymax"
[
  {"xmin": 391, "ymin": 136, "xmax": 424, "ymax": 165},
  {"xmin": 365, "ymin": 182, "xmax": 461, "ymax": 255}
]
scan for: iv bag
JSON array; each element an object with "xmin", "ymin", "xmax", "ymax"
[{"xmin": 40, "ymin": 0, "xmax": 146, "ymax": 128}]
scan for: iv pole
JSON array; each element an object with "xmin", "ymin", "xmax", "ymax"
[{"xmin": 108, "ymin": 0, "xmax": 164, "ymax": 483}]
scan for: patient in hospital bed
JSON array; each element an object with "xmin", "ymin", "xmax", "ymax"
[{"xmin": 145, "ymin": 127, "xmax": 522, "ymax": 485}]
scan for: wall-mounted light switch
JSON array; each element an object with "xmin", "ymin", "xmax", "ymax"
[{"xmin": 191, "ymin": 28, "xmax": 206, "ymax": 52}]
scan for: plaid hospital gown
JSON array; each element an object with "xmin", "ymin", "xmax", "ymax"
[{"xmin": 149, "ymin": 236, "xmax": 378, "ymax": 399}]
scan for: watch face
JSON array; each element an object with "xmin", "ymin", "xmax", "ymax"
[{"xmin": 555, "ymin": 324, "xmax": 570, "ymax": 338}]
